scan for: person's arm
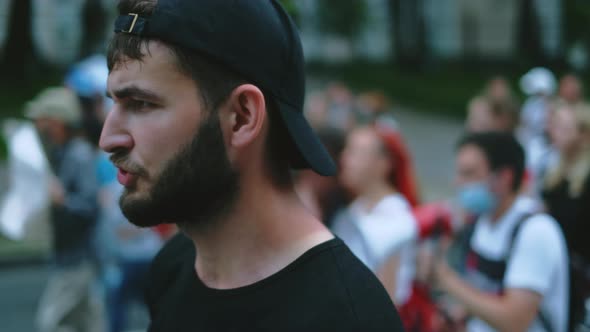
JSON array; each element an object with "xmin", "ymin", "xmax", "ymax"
[
  {"xmin": 435, "ymin": 261, "xmax": 542, "ymax": 332},
  {"xmin": 435, "ymin": 216, "xmax": 561, "ymax": 332},
  {"xmin": 59, "ymin": 145, "xmax": 98, "ymax": 220},
  {"xmin": 377, "ymin": 253, "xmax": 401, "ymax": 305}
]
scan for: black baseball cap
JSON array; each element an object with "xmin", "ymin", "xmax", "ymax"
[{"xmin": 114, "ymin": 0, "xmax": 337, "ymax": 176}]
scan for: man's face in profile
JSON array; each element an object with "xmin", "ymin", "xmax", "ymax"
[{"xmin": 101, "ymin": 41, "xmax": 239, "ymax": 227}]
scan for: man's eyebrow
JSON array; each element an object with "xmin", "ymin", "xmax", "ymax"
[{"xmin": 108, "ymin": 86, "xmax": 163, "ymax": 102}]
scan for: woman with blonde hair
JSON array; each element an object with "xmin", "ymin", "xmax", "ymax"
[{"xmin": 543, "ymin": 103, "xmax": 590, "ymax": 330}]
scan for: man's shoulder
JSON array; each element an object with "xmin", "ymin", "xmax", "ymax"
[
  {"xmin": 324, "ymin": 241, "xmax": 405, "ymax": 331},
  {"xmin": 146, "ymin": 236, "xmax": 403, "ymax": 331},
  {"xmin": 512, "ymin": 213, "xmax": 567, "ymax": 255},
  {"xmin": 478, "ymin": 197, "xmax": 562, "ymax": 248},
  {"xmin": 515, "ymin": 213, "xmax": 565, "ymax": 250}
]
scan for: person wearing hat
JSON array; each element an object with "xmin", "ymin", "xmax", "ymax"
[
  {"xmin": 100, "ymin": 0, "xmax": 403, "ymax": 331},
  {"xmin": 26, "ymin": 87, "xmax": 105, "ymax": 332},
  {"xmin": 518, "ymin": 67, "xmax": 558, "ymax": 196}
]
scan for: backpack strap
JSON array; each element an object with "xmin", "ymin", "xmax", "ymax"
[{"xmin": 506, "ymin": 213, "xmax": 554, "ymax": 332}]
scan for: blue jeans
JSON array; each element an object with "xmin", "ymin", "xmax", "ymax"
[{"xmin": 107, "ymin": 259, "xmax": 151, "ymax": 332}]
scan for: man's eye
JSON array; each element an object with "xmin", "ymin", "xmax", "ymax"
[{"xmin": 126, "ymin": 99, "xmax": 157, "ymax": 111}]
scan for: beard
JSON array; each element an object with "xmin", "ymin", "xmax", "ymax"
[{"xmin": 115, "ymin": 113, "xmax": 240, "ymax": 228}]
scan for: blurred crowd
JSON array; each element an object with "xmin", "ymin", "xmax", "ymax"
[
  {"xmin": 7, "ymin": 55, "xmax": 175, "ymax": 332},
  {"xmin": 298, "ymin": 69, "xmax": 590, "ymax": 332},
  {"xmin": 2, "ymin": 58, "xmax": 590, "ymax": 332}
]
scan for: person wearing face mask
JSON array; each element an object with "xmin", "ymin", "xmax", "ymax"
[{"xmin": 431, "ymin": 132, "xmax": 569, "ymax": 332}]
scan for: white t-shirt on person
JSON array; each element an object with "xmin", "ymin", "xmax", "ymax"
[
  {"xmin": 331, "ymin": 194, "xmax": 418, "ymax": 305},
  {"xmin": 466, "ymin": 196, "xmax": 569, "ymax": 332}
]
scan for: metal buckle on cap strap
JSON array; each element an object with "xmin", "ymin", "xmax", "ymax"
[{"xmin": 122, "ymin": 13, "xmax": 139, "ymax": 33}]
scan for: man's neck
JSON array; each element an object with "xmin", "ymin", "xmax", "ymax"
[
  {"xmin": 294, "ymin": 179, "xmax": 321, "ymax": 219},
  {"xmin": 186, "ymin": 180, "xmax": 333, "ymax": 290},
  {"xmin": 490, "ymin": 193, "xmax": 517, "ymax": 223}
]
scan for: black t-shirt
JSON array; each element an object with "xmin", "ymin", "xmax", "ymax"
[
  {"xmin": 542, "ymin": 174, "xmax": 590, "ymax": 261},
  {"xmin": 145, "ymin": 234, "xmax": 404, "ymax": 332}
]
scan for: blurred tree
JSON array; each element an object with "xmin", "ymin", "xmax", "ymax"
[
  {"xmin": 386, "ymin": 0, "xmax": 427, "ymax": 68},
  {"xmin": 0, "ymin": 0, "xmax": 34, "ymax": 79},
  {"xmin": 564, "ymin": 0, "xmax": 590, "ymax": 70},
  {"xmin": 517, "ymin": 0, "xmax": 545, "ymax": 65},
  {"xmin": 564, "ymin": 0, "xmax": 590, "ymax": 45},
  {"xmin": 316, "ymin": 0, "xmax": 367, "ymax": 40},
  {"xmin": 81, "ymin": 0, "xmax": 109, "ymax": 57},
  {"xmin": 0, "ymin": 134, "xmax": 6, "ymax": 162}
]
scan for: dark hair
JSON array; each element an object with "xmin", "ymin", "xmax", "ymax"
[
  {"xmin": 457, "ymin": 131, "xmax": 525, "ymax": 193},
  {"xmin": 107, "ymin": 0, "xmax": 292, "ymax": 186}
]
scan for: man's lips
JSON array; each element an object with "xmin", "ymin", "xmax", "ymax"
[{"xmin": 117, "ymin": 167, "xmax": 138, "ymax": 187}]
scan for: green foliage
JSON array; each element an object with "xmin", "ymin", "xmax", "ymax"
[
  {"xmin": 279, "ymin": 0, "xmax": 300, "ymax": 25},
  {"xmin": 279, "ymin": 0, "xmax": 298, "ymax": 17},
  {"xmin": 316, "ymin": 0, "xmax": 368, "ymax": 39},
  {"xmin": 0, "ymin": 135, "xmax": 6, "ymax": 162},
  {"xmin": 308, "ymin": 62, "xmax": 525, "ymax": 118},
  {"xmin": 564, "ymin": 0, "xmax": 590, "ymax": 46}
]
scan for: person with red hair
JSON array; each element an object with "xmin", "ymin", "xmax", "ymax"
[
  {"xmin": 374, "ymin": 123, "xmax": 420, "ymax": 207},
  {"xmin": 332, "ymin": 123, "xmax": 421, "ymax": 324}
]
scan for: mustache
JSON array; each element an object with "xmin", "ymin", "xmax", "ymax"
[{"xmin": 109, "ymin": 150, "xmax": 149, "ymax": 178}]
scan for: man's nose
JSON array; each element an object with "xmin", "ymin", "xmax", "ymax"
[{"xmin": 99, "ymin": 108, "xmax": 134, "ymax": 153}]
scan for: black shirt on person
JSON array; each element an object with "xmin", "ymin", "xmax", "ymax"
[
  {"xmin": 542, "ymin": 174, "xmax": 590, "ymax": 261},
  {"xmin": 542, "ymin": 173, "xmax": 590, "ymax": 329},
  {"xmin": 145, "ymin": 234, "xmax": 404, "ymax": 332}
]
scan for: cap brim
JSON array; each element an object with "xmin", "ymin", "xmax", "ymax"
[{"xmin": 277, "ymin": 101, "xmax": 337, "ymax": 176}]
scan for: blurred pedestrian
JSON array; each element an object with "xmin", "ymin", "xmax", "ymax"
[
  {"xmin": 102, "ymin": 182, "xmax": 164, "ymax": 332},
  {"xmin": 304, "ymin": 91, "xmax": 329, "ymax": 129},
  {"xmin": 543, "ymin": 103, "xmax": 590, "ymax": 330},
  {"xmin": 356, "ymin": 91, "xmax": 398, "ymax": 130},
  {"xmin": 66, "ymin": 53, "xmax": 115, "ymax": 274},
  {"xmin": 484, "ymin": 76, "xmax": 516, "ymax": 107},
  {"xmin": 466, "ymin": 96, "xmax": 496, "ymax": 133},
  {"xmin": 518, "ymin": 68, "xmax": 557, "ymax": 192},
  {"xmin": 432, "ymin": 132, "xmax": 568, "ymax": 332},
  {"xmin": 332, "ymin": 125, "xmax": 419, "ymax": 314},
  {"xmin": 519, "ymin": 68, "xmax": 556, "ymax": 142},
  {"xmin": 65, "ymin": 54, "xmax": 111, "ymax": 147},
  {"xmin": 466, "ymin": 77, "xmax": 519, "ymax": 134},
  {"xmin": 25, "ymin": 87, "xmax": 105, "ymax": 332},
  {"xmin": 558, "ymin": 74, "xmax": 584, "ymax": 106},
  {"xmin": 466, "ymin": 96, "xmax": 519, "ymax": 133},
  {"xmin": 325, "ymin": 82, "xmax": 356, "ymax": 131},
  {"xmin": 100, "ymin": 0, "xmax": 404, "ymax": 331}
]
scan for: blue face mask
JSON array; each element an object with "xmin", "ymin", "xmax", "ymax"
[{"xmin": 457, "ymin": 182, "xmax": 498, "ymax": 216}]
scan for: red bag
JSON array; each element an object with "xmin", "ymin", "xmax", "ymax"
[{"xmin": 398, "ymin": 282, "xmax": 438, "ymax": 332}]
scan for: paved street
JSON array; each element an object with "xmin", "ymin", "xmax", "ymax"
[
  {"xmin": 395, "ymin": 108, "xmax": 464, "ymax": 201},
  {"xmin": 0, "ymin": 263, "xmax": 149, "ymax": 332},
  {"xmin": 0, "ymin": 265, "xmax": 48, "ymax": 332}
]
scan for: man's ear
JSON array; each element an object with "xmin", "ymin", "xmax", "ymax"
[{"xmin": 224, "ymin": 84, "xmax": 267, "ymax": 148}]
